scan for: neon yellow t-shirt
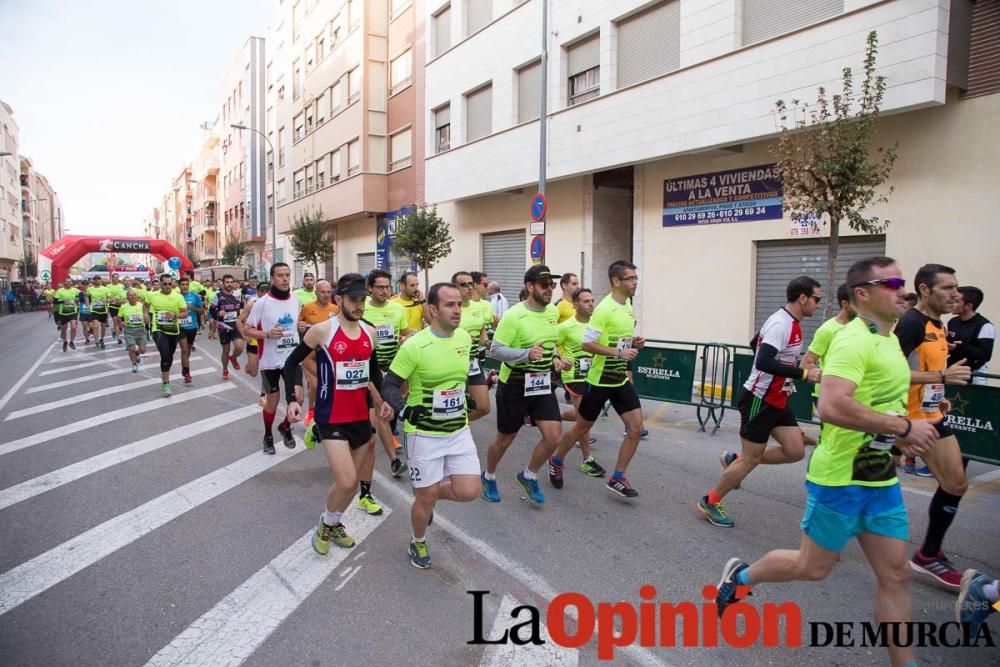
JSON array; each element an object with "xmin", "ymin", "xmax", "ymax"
[
  {"xmin": 86, "ymin": 285, "xmax": 110, "ymax": 315},
  {"xmin": 106, "ymin": 283, "xmax": 127, "ymax": 306},
  {"xmin": 53, "ymin": 287, "xmax": 81, "ymax": 315},
  {"xmin": 586, "ymin": 295, "xmax": 634, "ymax": 388},
  {"xmin": 492, "ymin": 302, "xmax": 559, "ymax": 385},
  {"xmin": 389, "ymin": 328, "xmax": 473, "ymax": 435},
  {"xmin": 118, "ymin": 302, "xmax": 146, "ymax": 329},
  {"xmin": 808, "ymin": 316, "xmax": 849, "ymax": 398},
  {"xmin": 294, "ymin": 288, "xmax": 317, "ymax": 306},
  {"xmin": 557, "ymin": 317, "xmax": 591, "ymax": 385},
  {"xmin": 459, "ymin": 301, "xmax": 489, "ymax": 362},
  {"xmin": 364, "ymin": 298, "xmax": 409, "ymax": 371},
  {"xmin": 147, "ymin": 290, "xmax": 187, "ymax": 335}
]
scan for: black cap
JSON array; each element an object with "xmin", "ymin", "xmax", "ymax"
[
  {"xmin": 524, "ymin": 264, "xmax": 558, "ymax": 283},
  {"xmin": 336, "ymin": 273, "xmax": 368, "ymax": 297},
  {"xmin": 303, "ymin": 272, "xmax": 315, "ymax": 278},
  {"xmin": 256, "ymin": 281, "xmax": 270, "ymax": 292}
]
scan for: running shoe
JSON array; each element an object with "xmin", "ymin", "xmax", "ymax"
[
  {"xmin": 409, "ymin": 540, "xmax": 431, "ymax": 569},
  {"xmin": 69, "ymin": 341, "xmax": 76, "ymax": 350},
  {"xmin": 580, "ymin": 457, "xmax": 607, "ymax": 477},
  {"xmin": 390, "ymin": 457, "xmax": 407, "ymax": 478},
  {"xmin": 698, "ymin": 496, "xmax": 734, "ymax": 527},
  {"xmin": 547, "ymin": 456, "xmax": 564, "ymax": 489},
  {"xmin": 262, "ymin": 435, "xmax": 276, "ymax": 455},
  {"xmin": 956, "ymin": 569, "xmax": 996, "ymax": 637},
  {"xmin": 606, "ymin": 476, "xmax": 639, "ymax": 498},
  {"xmin": 62, "ymin": 341, "xmax": 68, "ymax": 352},
  {"xmin": 303, "ymin": 423, "xmax": 318, "ymax": 449},
  {"xmin": 312, "ymin": 521, "xmax": 350, "ymax": 555},
  {"xmin": 914, "ymin": 466, "xmax": 934, "ymax": 478},
  {"xmin": 481, "ymin": 472, "xmax": 501, "ymax": 502},
  {"xmin": 162, "ymin": 383, "xmax": 172, "ymax": 397},
  {"xmin": 903, "ymin": 457, "xmax": 916, "ymax": 474},
  {"xmin": 516, "ymin": 471, "xmax": 545, "ymax": 504},
  {"xmin": 720, "ymin": 450, "xmax": 741, "ymax": 489},
  {"xmin": 622, "ymin": 428, "xmax": 650, "ymax": 438},
  {"xmin": 97, "ymin": 339, "xmax": 104, "ymax": 350},
  {"xmin": 183, "ymin": 373, "xmax": 192, "ymax": 384},
  {"xmin": 229, "ymin": 355, "xmax": 241, "ymax": 371},
  {"xmin": 357, "ymin": 494, "xmax": 384, "ymax": 516},
  {"xmin": 716, "ymin": 558, "xmax": 751, "ymax": 616},
  {"xmin": 131, "ymin": 364, "xmax": 138, "ymax": 374},
  {"xmin": 117, "ymin": 338, "xmax": 123, "ymax": 345},
  {"xmin": 222, "ymin": 369, "xmax": 230, "ymax": 380},
  {"xmin": 910, "ymin": 549, "xmax": 962, "ymax": 590},
  {"xmin": 277, "ymin": 422, "xmax": 296, "ymax": 449}
]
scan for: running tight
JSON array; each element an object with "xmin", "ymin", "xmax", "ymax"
[{"xmin": 153, "ymin": 331, "xmax": 180, "ymax": 372}]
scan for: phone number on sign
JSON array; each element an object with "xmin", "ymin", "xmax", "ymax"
[{"xmin": 671, "ymin": 207, "xmax": 769, "ymax": 222}]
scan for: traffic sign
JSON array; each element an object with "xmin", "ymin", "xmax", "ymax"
[
  {"xmin": 529, "ymin": 221, "xmax": 545, "ymax": 235},
  {"xmin": 40, "ymin": 269, "xmax": 51, "ymax": 282},
  {"xmin": 169, "ymin": 269, "xmax": 180, "ymax": 279},
  {"xmin": 530, "ymin": 193, "xmax": 547, "ymax": 222},
  {"xmin": 530, "ymin": 235, "xmax": 545, "ymax": 262}
]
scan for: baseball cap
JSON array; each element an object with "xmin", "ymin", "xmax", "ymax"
[
  {"xmin": 524, "ymin": 265, "xmax": 558, "ymax": 283},
  {"xmin": 336, "ymin": 273, "xmax": 368, "ymax": 297},
  {"xmin": 256, "ymin": 281, "xmax": 270, "ymax": 292}
]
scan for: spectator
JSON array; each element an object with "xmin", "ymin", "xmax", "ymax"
[
  {"xmin": 487, "ymin": 280, "xmax": 509, "ymax": 319},
  {"xmin": 6, "ymin": 287, "xmax": 16, "ymax": 314},
  {"xmin": 948, "ymin": 286, "xmax": 994, "ymax": 385},
  {"xmin": 903, "ymin": 292, "xmax": 918, "ymax": 310}
]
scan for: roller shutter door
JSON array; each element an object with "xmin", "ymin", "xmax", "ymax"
[
  {"xmin": 742, "ymin": 0, "xmax": 843, "ymax": 46},
  {"xmin": 358, "ymin": 252, "xmax": 376, "ymax": 277},
  {"xmin": 481, "ymin": 229, "xmax": 526, "ymax": 305}
]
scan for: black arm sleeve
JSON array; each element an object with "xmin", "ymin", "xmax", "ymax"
[
  {"xmin": 282, "ymin": 342, "xmax": 313, "ymax": 403},
  {"xmin": 754, "ymin": 343, "xmax": 804, "ymax": 379},
  {"xmin": 381, "ymin": 371, "xmax": 407, "ymax": 415},
  {"xmin": 369, "ymin": 356, "xmax": 384, "ymax": 394},
  {"xmin": 966, "ymin": 337, "xmax": 994, "ymax": 371},
  {"xmin": 895, "ymin": 314, "xmax": 924, "ymax": 359}
]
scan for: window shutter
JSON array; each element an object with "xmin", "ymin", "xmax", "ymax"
[
  {"xmin": 742, "ymin": 0, "xmax": 843, "ymax": 46},
  {"xmin": 567, "ymin": 33, "xmax": 599, "ymax": 77},
  {"xmin": 517, "ymin": 60, "xmax": 542, "ymax": 123},
  {"xmin": 435, "ymin": 6, "xmax": 452, "ymax": 56},
  {"xmin": 466, "ymin": 0, "xmax": 491, "ymax": 36},
  {"xmin": 616, "ymin": 0, "xmax": 680, "ymax": 89},
  {"xmin": 465, "ymin": 84, "xmax": 492, "ymax": 141}
]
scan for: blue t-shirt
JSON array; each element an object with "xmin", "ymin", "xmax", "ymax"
[{"xmin": 180, "ymin": 292, "xmax": 203, "ymax": 330}]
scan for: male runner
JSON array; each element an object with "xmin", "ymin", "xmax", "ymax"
[
  {"xmin": 382, "ymin": 282, "xmax": 481, "ymax": 568},
  {"xmin": 52, "ymin": 277, "xmax": 81, "ymax": 351},
  {"xmin": 554, "ymin": 287, "xmax": 606, "ymax": 477},
  {"xmin": 282, "ymin": 272, "xmax": 390, "ymax": 552},
  {"xmin": 237, "ymin": 281, "xmax": 269, "ymax": 379},
  {"xmin": 178, "ymin": 277, "xmax": 204, "ymax": 384},
  {"xmin": 294, "ymin": 272, "xmax": 317, "ymax": 306},
  {"xmin": 453, "ymin": 271, "xmax": 491, "ymax": 422},
  {"xmin": 86, "ymin": 277, "xmax": 111, "ymax": 348},
  {"xmin": 896, "ymin": 263, "xmax": 972, "ymax": 589},
  {"xmin": 118, "ymin": 289, "xmax": 148, "ymax": 372},
  {"xmin": 699, "ymin": 276, "xmax": 823, "ymax": 526},
  {"xmin": 391, "ymin": 271, "xmax": 426, "ymax": 333},
  {"xmin": 482, "ymin": 265, "xmax": 571, "ymax": 505},
  {"xmin": 364, "ymin": 269, "xmax": 411, "ymax": 481},
  {"xmin": 244, "ymin": 263, "xmax": 301, "ymax": 454},
  {"xmin": 554, "ymin": 272, "xmax": 580, "ymax": 323},
  {"xmin": 107, "ymin": 273, "xmax": 127, "ymax": 344},
  {"xmin": 211, "ymin": 275, "xmax": 246, "ymax": 380},
  {"xmin": 550, "ymin": 261, "xmax": 645, "ymax": 497},
  {"xmin": 184, "ymin": 270, "xmax": 205, "ymax": 298},
  {"xmin": 143, "ymin": 274, "xmax": 188, "ymax": 397},
  {"xmin": 715, "ymin": 256, "xmax": 938, "ymax": 667},
  {"xmin": 43, "ymin": 283, "xmax": 55, "ymax": 319},
  {"xmin": 297, "ymin": 279, "xmax": 339, "ymax": 424},
  {"xmin": 204, "ymin": 280, "xmax": 218, "ymax": 340}
]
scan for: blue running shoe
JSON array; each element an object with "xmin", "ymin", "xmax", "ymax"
[
  {"xmin": 516, "ymin": 471, "xmax": 545, "ymax": 504},
  {"xmin": 956, "ymin": 569, "xmax": 996, "ymax": 637},
  {"xmin": 717, "ymin": 557, "xmax": 751, "ymax": 616},
  {"xmin": 914, "ymin": 465, "xmax": 934, "ymax": 478},
  {"xmin": 481, "ymin": 471, "xmax": 500, "ymax": 502}
]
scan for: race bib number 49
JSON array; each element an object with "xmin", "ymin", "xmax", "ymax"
[{"xmin": 921, "ymin": 383, "xmax": 944, "ymax": 413}]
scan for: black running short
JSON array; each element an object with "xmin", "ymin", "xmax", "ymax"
[
  {"xmin": 495, "ymin": 380, "xmax": 561, "ymax": 434},
  {"xmin": 219, "ymin": 328, "xmax": 242, "ymax": 346},
  {"xmin": 564, "ymin": 381, "xmax": 587, "ymax": 398},
  {"xmin": 90, "ymin": 312, "xmax": 108, "ymax": 324},
  {"xmin": 109, "ymin": 305, "xmax": 121, "ymax": 318},
  {"xmin": 578, "ymin": 382, "xmax": 642, "ymax": 422},
  {"xmin": 933, "ymin": 419, "xmax": 953, "ymax": 440},
  {"xmin": 55, "ymin": 313, "xmax": 77, "ymax": 326},
  {"xmin": 182, "ymin": 329, "xmax": 197, "ymax": 345},
  {"xmin": 737, "ymin": 390, "xmax": 798, "ymax": 444},
  {"xmin": 315, "ymin": 419, "xmax": 374, "ymax": 449},
  {"xmin": 468, "ymin": 370, "xmax": 487, "ymax": 386}
]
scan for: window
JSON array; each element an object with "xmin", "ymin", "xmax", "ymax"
[
  {"xmin": 390, "ymin": 49, "xmax": 412, "ymax": 93},
  {"xmin": 292, "ymin": 0, "xmax": 301, "ymax": 41},
  {"xmin": 278, "ymin": 127, "xmax": 286, "ymax": 166},
  {"xmin": 293, "ymin": 61, "xmax": 301, "ymax": 99},
  {"xmin": 616, "ymin": 0, "xmax": 680, "ymax": 89},
  {"xmin": 317, "ymin": 37, "xmax": 325, "ymax": 61},
  {"xmin": 305, "ymin": 107, "xmax": 314, "ymax": 133},
  {"xmin": 277, "ymin": 178, "xmax": 287, "ymax": 202},
  {"xmin": 293, "ymin": 170, "xmax": 304, "ymax": 198},
  {"xmin": 389, "ymin": 127, "xmax": 412, "ymax": 170},
  {"xmin": 466, "ymin": 0, "xmax": 491, "ymax": 36},
  {"xmin": 330, "ymin": 149, "xmax": 341, "ymax": 182},
  {"xmin": 347, "ymin": 139, "xmax": 360, "ymax": 175},
  {"xmin": 348, "ymin": 67, "xmax": 361, "ymax": 102},
  {"xmin": 433, "ymin": 5, "xmax": 451, "ymax": 56},
  {"xmin": 315, "ymin": 94, "xmax": 325, "ymax": 123},
  {"xmin": 743, "ymin": 0, "xmax": 843, "ymax": 46},
  {"xmin": 316, "ymin": 158, "xmax": 326, "ymax": 189},
  {"xmin": 567, "ymin": 33, "xmax": 600, "ymax": 105},
  {"xmin": 517, "ymin": 60, "xmax": 541, "ymax": 123},
  {"xmin": 331, "ymin": 80, "xmax": 343, "ymax": 113},
  {"xmin": 465, "ymin": 84, "xmax": 492, "ymax": 142},
  {"xmin": 266, "ymin": 62, "xmax": 273, "ymax": 89},
  {"xmin": 391, "ymin": 0, "xmax": 412, "ymax": 18},
  {"xmin": 331, "ymin": 16, "xmax": 342, "ymax": 46},
  {"xmin": 349, "ymin": 0, "xmax": 360, "ymax": 29},
  {"xmin": 293, "ymin": 113, "xmax": 305, "ymax": 141},
  {"xmin": 305, "ymin": 164, "xmax": 314, "ymax": 193},
  {"xmin": 278, "ymin": 84, "xmax": 285, "ymax": 102}
]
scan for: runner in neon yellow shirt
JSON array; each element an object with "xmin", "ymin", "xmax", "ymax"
[
  {"xmin": 453, "ymin": 270, "xmax": 491, "ymax": 423},
  {"xmin": 85, "ymin": 281, "xmax": 111, "ymax": 349},
  {"xmin": 52, "ymin": 277, "xmax": 82, "ymax": 351},
  {"xmin": 143, "ymin": 274, "xmax": 188, "ymax": 397},
  {"xmin": 119, "ymin": 290, "xmax": 149, "ymax": 372}
]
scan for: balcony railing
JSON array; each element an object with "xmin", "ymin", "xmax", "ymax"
[{"xmin": 204, "ymin": 216, "xmax": 216, "ymax": 228}]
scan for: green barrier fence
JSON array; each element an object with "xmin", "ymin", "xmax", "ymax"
[{"xmin": 944, "ymin": 378, "xmax": 1000, "ymax": 465}]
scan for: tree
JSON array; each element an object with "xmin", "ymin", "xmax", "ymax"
[
  {"xmin": 390, "ymin": 205, "xmax": 454, "ymax": 292},
  {"xmin": 772, "ymin": 30, "xmax": 898, "ymax": 317},
  {"xmin": 222, "ymin": 240, "xmax": 249, "ymax": 266},
  {"xmin": 288, "ymin": 207, "xmax": 335, "ymax": 277},
  {"xmin": 19, "ymin": 251, "xmax": 38, "ymax": 279}
]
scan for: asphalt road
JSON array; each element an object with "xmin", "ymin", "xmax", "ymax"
[{"xmin": 0, "ymin": 310, "xmax": 997, "ymax": 666}]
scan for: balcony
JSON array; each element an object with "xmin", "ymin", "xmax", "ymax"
[
  {"xmin": 204, "ymin": 216, "xmax": 216, "ymax": 228},
  {"xmin": 19, "ymin": 175, "xmax": 28, "ymax": 188},
  {"xmin": 204, "ymin": 246, "xmax": 218, "ymax": 258}
]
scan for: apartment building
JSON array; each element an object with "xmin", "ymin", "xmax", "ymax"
[
  {"xmin": 269, "ymin": 0, "xmax": 425, "ymax": 282},
  {"xmin": 159, "ymin": 165, "xmax": 195, "ymax": 265},
  {"xmin": 191, "ymin": 130, "xmax": 222, "ymax": 265},
  {"xmin": 20, "ymin": 157, "xmax": 59, "ymax": 274},
  {"xmin": 422, "ymin": 0, "xmax": 1000, "ymax": 345},
  {"xmin": 0, "ymin": 100, "xmax": 23, "ymax": 288}
]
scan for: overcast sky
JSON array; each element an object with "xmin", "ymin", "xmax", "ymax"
[{"xmin": 0, "ymin": 0, "xmax": 273, "ymax": 238}]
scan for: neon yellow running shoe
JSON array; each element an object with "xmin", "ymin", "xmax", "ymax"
[
  {"xmin": 304, "ymin": 423, "xmax": 317, "ymax": 449},
  {"xmin": 357, "ymin": 494, "xmax": 384, "ymax": 515}
]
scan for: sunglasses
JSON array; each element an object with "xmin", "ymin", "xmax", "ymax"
[
  {"xmin": 810, "ymin": 295, "xmax": 822, "ymax": 304},
  {"xmin": 457, "ymin": 281, "xmax": 474, "ymax": 288},
  {"xmin": 852, "ymin": 278, "xmax": 906, "ymax": 290},
  {"xmin": 535, "ymin": 280, "xmax": 556, "ymax": 289}
]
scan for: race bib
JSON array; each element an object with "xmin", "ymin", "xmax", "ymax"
[
  {"xmin": 277, "ymin": 331, "xmax": 297, "ymax": 351},
  {"xmin": 616, "ymin": 337, "xmax": 633, "ymax": 351},
  {"xmin": 223, "ymin": 311, "xmax": 238, "ymax": 323},
  {"xmin": 62, "ymin": 300, "xmax": 75, "ymax": 307},
  {"xmin": 92, "ymin": 300, "xmax": 105, "ymax": 309},
  {"xmin": 179, "ymin": 315, "xmax": 194, "ymax": 328},
  {"xmin": 870, "ymin": 411, "xmax": 900, "ymax": 451},
  {"xmin": 335, "ymin": 360, "xmax": 369, "ymax": 390},
  {"xmin": 782, "ymin": 378, "xmax": 797, "ymax": 394},
  {"xmin": 524, "ymin": 371, "xmax": 551, "ymax": 397},
  {"xmin": 127, "ymin": 314, "xmax": 143, "ymax": 326},
  {"xmin": 156, "ymin": 312, "xmax": 174, "ymax": 324},
  {"xmin": 579, "ymin": 357, "xmax": 592, "ymax": 374},
  {"xmin": 375, "ymin": 324, "xmax": 395, "ymax": 343},
  {"xmin": 433, "ymin": 387, "xmax": 465, "ymax": 418},
  {"xmin": 469, "ymin": 358, "xmax": 481, "ymax": 375},
  {"xmin": 921, "ymin": 383, "xmax": 944, "ymax": 413}
]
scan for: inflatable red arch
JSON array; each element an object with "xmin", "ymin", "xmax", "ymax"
[{"xmin": 38, "ymin": 236, "xmax": 194, "ymax": 286}]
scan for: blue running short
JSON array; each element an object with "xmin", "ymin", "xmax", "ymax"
[{"xmin": 800, "ymin": 481, "xmax": 909, "ymax": 552}]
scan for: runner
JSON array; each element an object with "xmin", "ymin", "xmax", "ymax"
[
  {"xmin": 118, "ymin": 289, "xmax": 148, "ymax": 372},
  {"xmin": 550, "ymin": 261, "xmax": 645, "ymax": 497},
  {"xmin": 297, "ymin": 279, "xmax": 339, "ymax": 425},
  {"xmin": 453, "ymin": 271, "xmax": 491, "ymax": 422},
  {"xmin": 382, "ymin": 282, "xmax": 481, "ymax": 568},
  {"xmin": 390, "ymin": 271, "xmax": 426, "ymax": 333},
  {"xmin": 895, "ymin": 263, "xmax": 972, "ymax": 589},
  {"xmin": 184, "ymin": 270, "xmax": 205, "ymax": 298},
  {"xmin": 699, "ymin": 276, "xmax": 823, "ymax": 526},
  {"xmin": 800, "ymin": 282, "xmax": 855, "ymax": 436},
  {"xmin": 204, "ymin": 280, "xmax": 218, "ymax": 340},
  {"xmin": 177, "ymin": 277, "xmax": 204, "ymax": 384},
  {"xmin": 293, "ymin": 272, "xmax": 317, "ymax": 306},
  {"xmin": 143, "ymin": 274, "xmax": 188, "ymax": 397},
  {"xmin": 364, "ymin": 269, "xmax": 411, "ymax": 482},
  {"xmin": 482, "ymin": 265, "xmax": 571, "ymax": 505},
  {"xmin": 106, "ymin": 273, "xmax": 127, "ymax": 345},
  {"xmin": 51, "ymin": 277, "xmax": 81, "ymax": 351},
  {"xmin": 43, "ymin": 283, "xmax": 55, "ymax": 320},
  {"xmin": 553, "ymin": 287, "xmax": 606, "ymax": 477},
  {"xmin": 237, "ymin": 281, "xmax": 269, "ymax": 380},
  {"xmin": 210, "ymin": 274, "xmax": 246, "ymax": 380},
  {"xmin": 957, "ymin": 569, "xmax": 999, "ymax": 637},
  {"xmin": 243, "ymin": 263, "xmax": 301, "ymax": 455},
  {"xmin": 715, "ymin": 256, "xmax": 938, "ymax": 667},
  {"xmin": 282, "ymin": 272, "xmax": 390, "ymax": 553},
  {"xmin": 554, "ymin": 272, "xmax": 579, "ymax": 323}
]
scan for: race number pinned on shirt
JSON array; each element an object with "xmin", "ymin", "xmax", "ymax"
[
  {"xmin": 469, "ymin": 358, "xmax": 481, "ymax": 375},
  {"xmin": 277, "ymin": 329, "xmax": 297, "ymax": 351},
  {"xmin": 223, "ymin": 311, "xmax": 238, "ymax": 323},
  {"xmin": 524, "ymin": 371, "xmax": 551, "ymax": 397},
  {"xmin": 336, "ymin": 360, "xmax": 369, "ymax": 390},
  {"xmin": 128, "ymin": 314, "xmax": 143, "ymax": 326},
  {"xmin": 91, "ymin": 300, "xmax": 105, "ymax": 310},
  {"xmin": 433, "ymin": 387, "xmax": 465, "ymax": 418},
  {"xmin": 375, "ymin": 324, "xmax": 395, "ymax": 344},
  {"xmin": 578, "ymin": 357, "xmax": 592, "ymax": 377},
  {"xmin": 921, "ymin": 383, "xmax": 945, "ymax": 413},
  {"xmin": 179, "ymin": 315, "xmax": 193, "ymax": 328},
  {"xmin": 616, "ymin": 337, "xmax": 633, "ymax": 351},
  {"xmin": 157, "ymin": 312, "xmax": 174, "ymax": 324}
]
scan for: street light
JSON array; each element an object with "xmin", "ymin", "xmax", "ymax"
[{"xmin": 231, "ymin": 123, "xmax": 277, "ymax": 267}]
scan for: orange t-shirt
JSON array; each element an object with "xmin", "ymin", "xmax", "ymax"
[
  {"xmin": 300, "ymin": 301, "xmax": 339, "ymax": 325},
  {"xmin": 896, "ymin": 308, "xmax": 948, "ymax": 421}
]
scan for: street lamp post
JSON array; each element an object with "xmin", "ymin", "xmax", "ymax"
[{"xmin": 231, "ymin": 124, "xmax": 277, "ymax": 269}]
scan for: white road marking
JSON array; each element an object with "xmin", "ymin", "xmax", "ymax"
[
  {"xmin": 5, "ymin": 367, "xmax": 213, "ymax": 421},
  {"xmin": 47, "ymin": 351, "xmax": 157, "ymax": 363},
  {"xmin": 372, "ymin": 473, "xmax": 669, "ymax": 667},
  {"xmin": 0, "ymin": 384, "xmax": 236, "ymax": 458},
  {"xmin": 0, "ymin": 444, "xmax": 305, "ymax": 616},
  {"xmin": 334, "ymin": 564, "xmax": 363, "ymax": 591},
  {"xmin": 40, "ymin": 359, "xmax": 129, "ymax": 376},
  {"xmin": 144, "ymin": 505, "xmax": 387, "ymax": 666},
  {"xmin": 28, "ymin": 363, "xmax": 162, "ymax": 393},
  {"xmin": 0, "ymin": 342, "xmax": 57, "ymax": 413},
  {"xmin": 479, "ymin": 594, "xmax": 579, "ymax": 667},
  {"xmin": 969, "ymin": 468, "xmax": 1000, "ymax": 487},
  {"xmin": 0, "ymin": 406, "xmax": 260, "ymax": 510},
  {"xmin": 901, "ymin": 485, "xmax": 935, "ymax": 498}
]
